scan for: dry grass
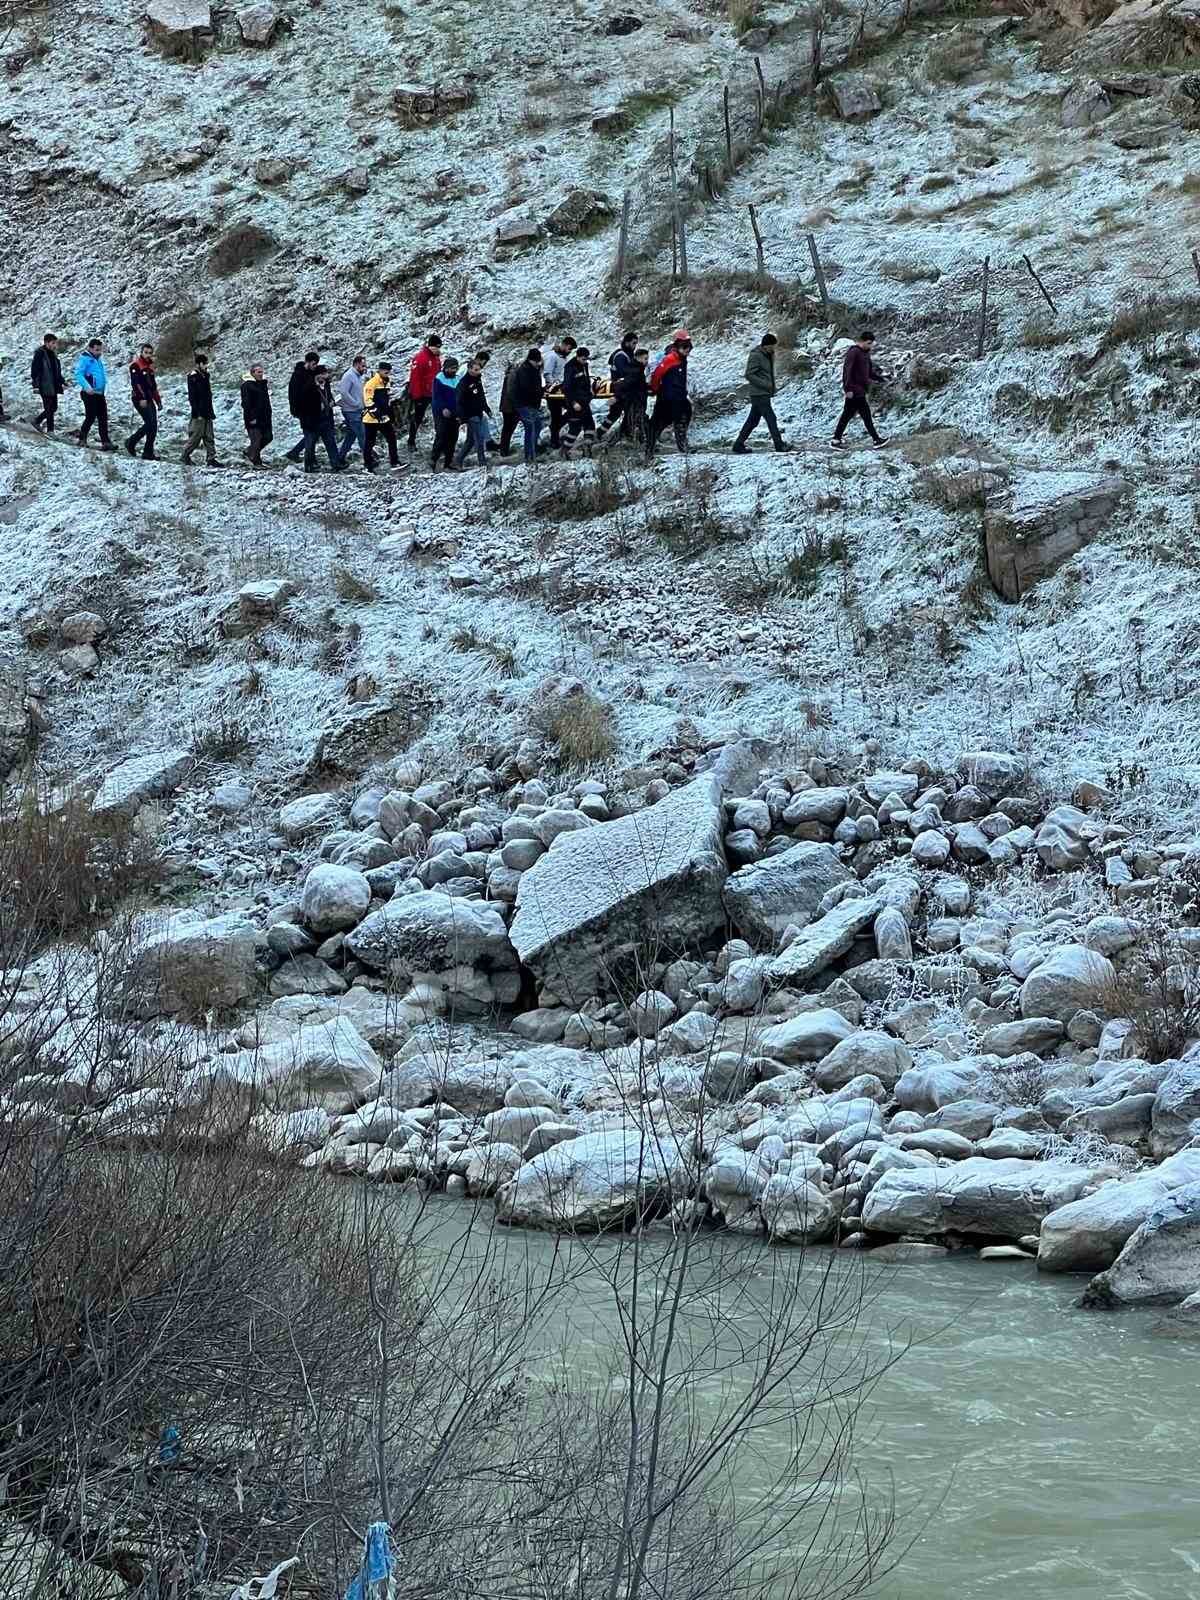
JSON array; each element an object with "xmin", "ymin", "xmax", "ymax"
[
  {"xmin": 0, "ymin": 781, "xmax": 163, "ymax": 942},
  {"xmin": 333, "ymin": 567, "xmax": 379, "ymax": 604},
  {"xmin": 879, "ymin": 259, "xmax": 941, "ymax": 286},
  {"xmin": 155, "ymin": 306, "xmax": 205, "ymax": 369},
  {"xmin": 531, "ymin": 686, "xmax": 617, "ymax": 767},
  {"xmin": 1093, "ymin": 918, "xmax": 1200, "ymax": 1063},
  {"xmin": 207, "ymin": 222, "xmax": 278, "ymax": 277}
]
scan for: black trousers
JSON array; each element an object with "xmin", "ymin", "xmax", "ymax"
[
  {"xmin": 834, "ymin": 394, "xmax": 881, "ymax": 442},
  {"xmin": 364, "ymin": 421, "xmax": 399, "ymax": 469},
  {"xmin": 34, "ymin": 392, "xmax": 59, "ymax": 431},
  {"xmin": 646, "ymin": 401, "xmax": 690, "ymax": 457},
  {"xmin": 498, "ymin": 411, "xmax": 519, "ymax": 452},
  {"xmin": 79, "ymin": 392, "xmax": 111, "ymax": 445},
  {"xmin": 431, "ymin": 415, "xmax": 460, "ymax": 466},
  {"xmin": 407, "ymin": 396, "xmax": 430, "ymax": 447},
  {"xmin": 127, "ymin": 403, "xmax": 159, "ymax": 455},
  {"xmin": 736, "ymin": 398, "xmax": 783, "ymax": 448}
]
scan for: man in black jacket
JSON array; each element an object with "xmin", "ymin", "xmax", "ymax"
[
  {"xmin": 240, "ymin": 364, "xmax": 273, "ymax": 466},
  {"xmin": 284, "ymin": 351, "xmax": 321, "ymax": 462},
  {"xmin": 311, "ymin": 365, "xmax": 344, "ymax": 472},
  {"xmin": 181, "ymin": 353, "xmax": 224, "ymax": 466},
  {"xmin": 30, "ymin": 333, "xmax": 64, "ymax": 433},
  {"xmin": 599, "ymin": 348, "xmax": 649, "ymax": 449},
  {"xmin": 561, "ymin": 347, "xmax": 596, "ymax": 449},
  {"xmin": 509, "ymin": 348, "xmax": 545, "ymax": 464}
]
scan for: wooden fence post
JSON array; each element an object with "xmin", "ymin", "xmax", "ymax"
[
  {"xmin": 748, "ymin": 205, "xmax": 766, "ymax": 281},
  {"xmin": 807, "ymin": 232, "xmax": 830, "ymax": 321},
  {"xmin": 669, "ymin": 106, "xmax": 688, "ymax": 283},
  {"xmin": 977, "ymin": 255, "xmax": 990, "ymax": 359},
  {"xmin": 1022, "ymin": 252, "xmax": 1057, "ymax": 315},
  {"xmin": 810, "ymin": 7, "xmax": 824, "ymax": 89},
  {"xmin": 754, "ymin": 56, "xmax": 767, "ymax": 131},
  {"xmin": 614, "ymin": 189, "xmax": 631, "ymax": 291},
  {"xmin": 1192, "ymin": 248, "xmax": 1200, "ymax": 288}
]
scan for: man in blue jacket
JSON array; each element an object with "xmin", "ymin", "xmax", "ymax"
[{"xmin": 73, "ymin": 340, "xmax": 116, "ymax": 450}]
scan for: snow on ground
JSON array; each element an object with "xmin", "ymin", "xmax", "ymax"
[{"xmin": 2, "ymin": 0, "xmax": 1200, "ymax": 886}]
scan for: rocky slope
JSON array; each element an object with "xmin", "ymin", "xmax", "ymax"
[{"xmin": 5, "ymin": 0, "xmax": 1200, "ymax": 1317}]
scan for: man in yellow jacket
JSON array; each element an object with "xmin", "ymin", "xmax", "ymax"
[{"xmin": 362, "ymin": 362, "xmax": 399, "ymax": 473}]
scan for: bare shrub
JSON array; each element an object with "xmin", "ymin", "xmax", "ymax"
[
  {"xmin": 530, "ymin": 456, "xmax": 641, "ymax": 521},
  {"xmin": 333, "ymin": 565, "xmax": 380, "ymax": 603},
  {"xmin": 153, "ymin": 306, "xmax": 206, "ymax": 369},
  {"xmin": 924, "ymin": 30, "xmax": 987, "ymax": 82},
  {"xmin": 646, "ymin": 465, "xmax": 737, "ymax": 557},
  {"xmin": 879, "ymin": 259, "xmax": 941, "ymax": 285},
  {"xmin": 0, "ymin": 781, "xmax": 161, "ymax": 944},
  {"xmin": 190, "ymin": 708, "xmax": 254, "ymax": 761},
  {"xmin": 727, "ymin": 0, "xmax": 763, "ymax": 34},
  {"xmin": 782, "ymin": 529, "xmax": 851, "ymax": 596},
  {"xmin": 207, "ymin": 222, "xmax": 278, "ymax": 277},
  {"xmin": 1094, "ymin": 919, "xmax": 1200, "ymax": 1062},
  {"xmin": 977, "ymin": 1054, "xmax": 1053, "ymax": 1108}
]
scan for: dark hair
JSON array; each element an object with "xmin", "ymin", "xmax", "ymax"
[
  {"xmin": 575, "ymin": 347, "xmax": 591, "ymax": 361},
  {"xmin": 353, "ymin": 352, "xmax": 366, "ymax": 363},
  {"xmin": 377, "ymin": 361, "xmax": 392, "ymax": 371},
  {"xmin": 526, "ymin": 347, "xmax": 542, "ymax": 362},
  {"xmin": 87, "ymin": 338, "xmax": 101, "ymax": 349},
  {"xmin": 561, "ymin": 336, "xmax": 577, "ymax": 349},
  {"xmin": 195, "ymin": 351, "xmax": 208, "ymax": 363},
  {"xmin": 305, "ymin": 349, "xmax": 319, "ymax": 362},
  {"xmin": 315, "ymin": 364, "xmax": 329, "ymax": 375},
  {"xmin": 43, "ymin": 332, "xmax": 57, "ymax": 343},
  {"xmin": 475, "ymin": 348, "xmax": 491, "ymax": 362},
  {"xmin": 858, "ymin": 330, "xmax": 876, "ymax": 342},
  {"xmin": 761, "ymin": 332, "xmax": 778, "ymax": 346},
  {"xmin": 622, "ymin": 330, "xmax": 637, "ymax": 344},
  {"xmin": 634, "ymin": 347, "xmax": 649, "ymax": 357},
  {"xmin": 140, "ymin": 343, "xmax": 154, "ymax": 353},
  {"xmin": 443, "ymin": 356, "xmax": 460, "ymax": 369},
  {"xmin": 427, "ymin": 334, "xmax": 443, "ymax": 347}
]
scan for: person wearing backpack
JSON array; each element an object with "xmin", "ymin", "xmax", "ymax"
[
  {"xmin": 646, "ymin": 331, "xmax": 692, "ymax": 458},
  {"xmin": 732, "ymin": 333, "xmax": 791, "ymax": 454},
  {"xmin": 30, "ymin": 333, "xmax": 64, "ymax": 433},
  {"xmin": 406, "ymin": 334, "xmax": 443, "ymax": 449}
]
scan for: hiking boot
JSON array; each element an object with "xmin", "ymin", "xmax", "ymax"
[
  {"xmin": 143, "ymin": 449, "xmax": 156, "ymax": 461},
  {"xmin": 829, "ymin": 438, "xmax": 846, "ymax": 450},
  {"xmin": 123, "ymin": 438, "xmax": 137, "ymax": 456},
  {"xmin": 303, "ymin": 463, "xmax": 320, "ymax": 473},
  {"xmin": 99, "ymin": 442, "xmax": 117, "ymax": 453},
  {"xmin": 30, "ymin": 415, "xmax": 45, "ymax": 432},
  {"xmin": 731, "ymin": 443, "xmax": 749, "ymax": 455},
  {"xmin": 208, "ymin": 460, "xmax": 227, "ymax": 468},
  {"xmin": 774, "ymin": 442, "xmax": 794, "ymax": 453}
]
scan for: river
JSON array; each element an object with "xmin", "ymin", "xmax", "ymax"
[{"xmin": 418, "ymin": 1205, "xmax": 1200, "ymax": 1600}]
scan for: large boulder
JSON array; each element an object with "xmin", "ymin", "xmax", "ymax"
[
  {"xmin": 1039, "ymin": 1147, "xmax": 1200, "ymax": 1273},
  {"xmin": 862, "ymin": 1157, "xmax": 1102, "ymax": 1239},
  {"xmin": 123, "ymin": 912, "xmax": 257, "ymax": 1017},
  {"xmin": 381, "ymin": 1052, "xmax": 513, "ymax": 1114},
  {"xmin": 983, "ymin": 471, "xmax": 1127, "ymax": 602},
  {"xmin": 93, "ymin": 748, "xmax": 192, "ymax": 817},
  {"xmin": 509, "ymin": 773, "xmax": 728, "ymax": 1004},
  {"xmin": 1151, "ymin": 1060, "xmax": 1200, "ymax": 1157},
  {"xmin": 761, "ymin": 1172, "xmax": 837, "ymax": 1244},
  {"xmin": 722, "ymin": 842, "xmax": 852, "ymax": 942},
  {"xmin": 815, "ymin": 1029, "xmax": 911, "ymax": 1091},
  {"xmin": 144, "ymin": 0, "xmax": 213, "ymax": 55},
  {"xmin": 759, "ymin": 1008, "xmax": 856, "ymax": 1063},
  {"xmin": 300, "ymin": 863, "xmax": 371, "ymax": 934},
  {"xmin": 1084, "ymin": 1181, "xmax": 1200, "ymax": 1308},
  {"xmin": 495, "ymin": 1126, "xmax": 692, "ymax": 1231},
  {"xmin": 207, "ymin": 1017, "xmax": 383, "ymax": 1112},
  {"xmin": 1019, "ymin": 944, "xmax": 1112, "ymax": 1022},
  {"xmin": 894, "ymin": 1056, "xmax": 993, "ymax": 1112},
  {"xmin": 955, "ymin": 750, "xmax": 1025, "ymax": 800},
  {"xmin": 346, "ymin": 891, "xmax": 519, "ymax": 1007}
]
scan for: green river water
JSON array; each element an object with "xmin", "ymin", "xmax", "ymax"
[{"xmin": 433, "ymin": 1213, "xmax": 1200, "ymax": 1600}]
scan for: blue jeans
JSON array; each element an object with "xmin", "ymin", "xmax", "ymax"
[
  {"xmin": 518, "ymin": 406, "xmax": 542, "ymax": 463},
  {"xmin": 338, "ymin": 410, "xmax": 365, "ymax": 462},
  {"xmin": 455, "ymin": 416, "xmax": 488, "ymax": 467},
  {"xmin": 290, "ymin": 420, "xmax": 339, "ymax": 468}
]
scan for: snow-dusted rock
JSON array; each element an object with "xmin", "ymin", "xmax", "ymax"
[
  {"xmin": 1039, "ymin": 1148, "xmax": 1200, "ymax": 1273},
  {"xmin": 207, "ymin": 1016, "xmax": 383, "ymax": 1112},
  {"xmin": 279, "ymin": 792, "xmax": 343, "ymax": 839},
  {"xmin": 510, "ymin": 771, "xmax": 728, "ymax": 1004},
  {"xmin": 496, "ymin": 1126, "xmax": 692, "ymax": 1230},
  {"xmin": 92, "ymin": 748, "xmax": 191, "ymax": 817},
  {"xmin": 761, "ymin": 1172, "xmax": 837, "ymax": 1244},
  {"xmin": 1020, "ymin": 945, "xmax": 1113, "ymax": 1022},
  {"xmin": 722, "ymin": 842, "xmax": 852, "ymax": 941},
  {"xmin": 346, "ymin": 890, "xmax": 518, "ymax": 1001},
  {"xmin": 760, "ymin": 1008, "xmax": 856, "ymax": 1063},
  {"xmin": 862, "ymin": 1157, "xmax": 1103, "ymax": 1240},
  {"xmin": 815, "ymin": 1030, "xmax": 911, "ymax": 1091},
  {"xmin": 123, "ymin": 912, "xmax": 257, "ymax": 1017},
  {"xmin": 300, "ymin": 863, "xmax": 371, "ymax": 935},
  {"xmin": 956, "ymin": 750, "xmax": 1026, "ymax": 800},
  {"xmin": 1151, "ymin": 1061, "xmax": 1200, "ymax": 1158},
  {"xmin": 1084, "ymin": 1181, "xmax": 1200, "ymax": 1308},
  {"xmin": 763, "ymin": 896, "xmax": 882, "ymax": 988}
]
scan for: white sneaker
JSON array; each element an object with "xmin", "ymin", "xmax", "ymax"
[{"xmin": 871, "ymin": 438, "xmax": 889, "ymax": 449}]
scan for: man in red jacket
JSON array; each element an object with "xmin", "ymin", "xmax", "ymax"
[
  {"xmin": 830, "ymin": 330, "xmax": 887, "ymax": 449},
  {"xmin": 125, "ymin": 343, "xmax": 163, "ymax": 459},
  {"xmin": 406, "ymin": 334, "xmax": 443, "ymax": 450}
]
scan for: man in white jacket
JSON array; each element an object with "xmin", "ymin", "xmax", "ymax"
[
  {"xmin": 539, "ymin": 335, "xmax": 576, "ymax": 449},
  {"xmin": 336, "ymin": 353, "xmax": 368, "ymax": 465}
]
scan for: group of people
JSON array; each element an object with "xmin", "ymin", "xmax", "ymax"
[{"xmin": 16, "ymin": 324, "xmax": 889, "ymax": 471}]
